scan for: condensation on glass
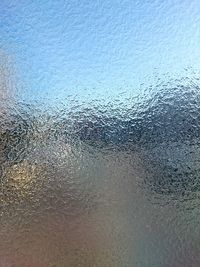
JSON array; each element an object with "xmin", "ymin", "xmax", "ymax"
[{"xmin": 1, "ymin": 1, "xmax": 200, "ymax": 266}]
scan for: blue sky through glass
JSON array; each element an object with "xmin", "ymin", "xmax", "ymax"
[{"xmin": 1, "ymin": 0, "xmax": 200, "ymax": 103}]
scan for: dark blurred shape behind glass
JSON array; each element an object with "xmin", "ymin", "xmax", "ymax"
[{"xmin": 1, "ymin": 1, "xmax": 200, "ymax": 267}]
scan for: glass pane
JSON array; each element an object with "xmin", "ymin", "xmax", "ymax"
[{"xmin": 1, "ymin": 1, "xmax": 200, "ymax": 266}]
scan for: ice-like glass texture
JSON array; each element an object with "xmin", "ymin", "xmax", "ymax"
[{"xmin": 1, "ymin": 1, "xmax": 200, "ymax": 266}]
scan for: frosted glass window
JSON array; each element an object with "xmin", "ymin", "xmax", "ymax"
[{"xmin": 1, "ymin": 1, "xmax": 200, "ymax": 266}]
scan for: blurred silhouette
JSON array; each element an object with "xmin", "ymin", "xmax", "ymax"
[{"xmin": 1, "ymin": 55, "xmax": 200, "ymax": 265}]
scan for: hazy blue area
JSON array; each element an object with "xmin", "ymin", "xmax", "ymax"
[{"xmin": 1, "ymin": 0, "xmax": 200, "ymax": 102}]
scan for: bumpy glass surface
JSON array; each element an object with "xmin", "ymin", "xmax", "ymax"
[{"xmin": 1, "ymin": 1, "xmax": 200, "ymax": 266}]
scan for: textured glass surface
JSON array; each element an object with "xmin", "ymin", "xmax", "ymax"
[{"xmin": 1, "ymin": 1, "xmax": 200, "ymax": 266}]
